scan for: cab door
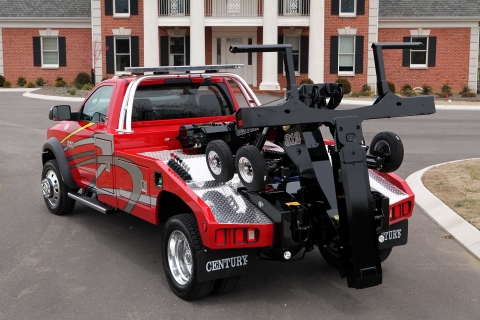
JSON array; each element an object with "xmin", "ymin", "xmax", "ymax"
[{"xmin": 63, "ymin": 85, "xmax": 114, "ymax": 189}]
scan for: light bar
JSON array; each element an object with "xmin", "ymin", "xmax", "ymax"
[{"xmin": 125, "ymin": 64, "xmax": 244, "ymax": 73}]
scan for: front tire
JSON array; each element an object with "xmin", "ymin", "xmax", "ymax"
[
  {"xmin": 41, "ymin": 159, "xmax": 75, "ymax": 215},
  {"xmin": 162, "ymin": 214, "xmax": 214, "ymax": 300}
]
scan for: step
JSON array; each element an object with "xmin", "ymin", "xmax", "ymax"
[{"xmin": 68, "ymin": 192, "xmax": 117, "ymax": 215}]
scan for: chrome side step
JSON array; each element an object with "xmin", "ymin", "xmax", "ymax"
[{"xmin": 68, "ymin": 192, "xmax": 117, "ymax": 215}]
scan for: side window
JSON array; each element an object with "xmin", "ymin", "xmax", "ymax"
[{"xmin": 80, "ymin": 86, "xmax": 114, "ymax": 123}]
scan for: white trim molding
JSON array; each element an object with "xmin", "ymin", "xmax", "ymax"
[
  {"xmin": 92, "ymin": 0, "xmax": 103, "ymax": 84},
  {"xmin": 112, "ymin": 27, "xmax": 132, "ymax": 36},
  {"xmin": 39, "ymin": 29, "xmax": 59, "ymax": 36},
  {"xmin": 337, "ymin": 27, "xmax": 358, "ymax": 35},
  {"xmin": 144, "ymin": 0, "xmax": 159, "ymax": 67},
  {"xmin": 367, "ymin": 0, "xmax": 379, "ymax": 92},
  {"xmin": 468, "ymin": 26, "xmax": 479, "ymax": 91},
  {"xmin": 308, "ymin": 0, "xmax": 324, "ymax": 83},
  {"xmin": 410, "ymin": 28, "xmax": 431, "ymax": 36}
]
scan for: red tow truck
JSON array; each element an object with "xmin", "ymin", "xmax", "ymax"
[{"xmin": 41, "ymin": 43, "xmax": 435, "ymax": 300}]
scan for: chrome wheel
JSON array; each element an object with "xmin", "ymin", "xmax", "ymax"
[
  {"xmin": 42, "ymin": 169, "xmax": 60, "ymax": 209},
  {"xmin": 207, "ymin": 150, "xmax": 222, "ymax": 175},
  {"xmin": 237, "ymin": 157, "xmax": 254, "ymax": 183},
  {"xmin": 168, "ymin": 230, "xmax": 193, "ymax": 286}
]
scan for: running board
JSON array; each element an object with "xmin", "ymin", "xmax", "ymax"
[{"xmin": 68, "ymin": 192, "xmax": 117, "ymax": 215}]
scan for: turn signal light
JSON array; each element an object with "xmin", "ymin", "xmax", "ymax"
[
  {"xmin": 392, "ymin": 205, "xmax": 401, "ymax": 220},
  {"xmin": 235, "ymin": 229, "xmax": 245, "ymax": 244},
  {"xmin": 215, "ymin": 229, "xmax": 225, "ymax": 245},
  {"xmin": 402, "ymin": 202, "xmax": 411, "ymax": 216}
]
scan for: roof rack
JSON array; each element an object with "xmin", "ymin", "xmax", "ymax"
[{"xmin": 125, "ymin": 64, "xmax": 244, "ymax": 74}]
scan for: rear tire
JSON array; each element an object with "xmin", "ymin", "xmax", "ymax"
[
  {"xmin": 369, "ymin": 131, "xmax": 404, "ymax": 173},
  {"xmin": 162, "ymin": 214, "xmax": 214, "ymax": 300},
  {"xmin": 235, "ymin": 145, "xmax": 268, "ymax": 191},
  {"xmin": 206, "ymin": 140, "xmax": 235, "ymax": 182},
  {"xmin": 210, "ymin": 276, "xmax": 240, "ymax": 296},
  {"xmin": 41, "ymin": 159, "xmax": 75, "ymax": 215}
]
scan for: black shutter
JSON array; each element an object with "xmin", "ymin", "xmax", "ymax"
[
  {"xmin": 354, "ymin": 36, "xmax": 363, "ymax": 74},
  {"xmin": 58, "ymin": 37, "xmax": 66, "ymax": 67},
  {"xmin": 131, "ymin": 36, "xmax": 139, "ymax": 67},
  {"xmin": 278, "ymin": 0, "xmax": 283, "ymax": 15},
  {"xmin": 33, "ymin": 37, "xmax": 41, "ymax": 66},
  {"xmin": 300, "ymin": 36, "xmax": 309, "ymax": 74},
  {"xmin": 330, "ymin": 36, "xmax": 338, "ymax": 74},
  {"xmin": 160, "ymin": 36, "xmax": 169, "ymax": 66},
  {"xmin": 277, "ymin": 35, "xmax": 284, "ymax": 73},
  {"xmin": 402, "ymin": 36, "xmax": 410, "ymax": 67},
  {"xmin": 105, "ymin": 0, "xmax": 113, "ymax": 15},
  {"xmin": 357, "ymin": 0, "xmax": 365, "ymax": 15},
  {"xmin": 185, "ymin": 36, "xmax": 190, "ymax": 65},
  {"xmin": 106, "ymin": 36, "xmax": 115, "ymax": 74},
  {"xmin": 130, "ymin": 0, "xmax": 138, "ymax": 15},
  {"xmin": 331, "ymin": 0, "xmax": 339, "ymax": 15},
  {"xmin": 428, "ymin": 36, "xmax": 436, "ymax": 67}
]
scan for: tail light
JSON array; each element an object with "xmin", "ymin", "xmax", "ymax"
[
  {"xmin": 402, "ymin": 202, "xmax": 411, "ymax": 216},
  {"xmin": 247, "ymin": 228, "xmax": 256, "ymax": 243},
  {"xmin": 215, "ymin": 229, "xmax": 225, "ymax": 245},
  {"xmin": 393, "ymin": 205, "xmax": 401, "ymax": 219},
  {"xmin": 234, "ymin": 229, "xmax": 245, "ymax": 244}
]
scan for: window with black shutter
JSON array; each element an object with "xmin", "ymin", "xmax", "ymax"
[{"xmin": 403, "ymin": 35, "xmax": 436, "ymax": 68}]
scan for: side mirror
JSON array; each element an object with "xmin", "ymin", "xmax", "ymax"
[{"xmin": 49, "ymin": 105, "xmax": 72, "ymax": 121}]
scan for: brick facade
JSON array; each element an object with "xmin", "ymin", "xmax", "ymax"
[
  {"xmin": 101, "ymin": 0, "xmax": 144, "ymax": 77},
  {"xmin": 324, "ymin": 0, "xmax": 370, "ymax": 92},
  {"xmin": 2, "ymin": 28, "xmax": 91, "ymax": 85},
  {"xmin": 378, "ymin": 28, "xmax": 471, "ymax": 93}
]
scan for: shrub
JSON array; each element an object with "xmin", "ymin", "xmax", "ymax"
[
  {"xmin": 441, "ymin": 83, "xmax": 451, "ymax": 95},
  {"xmin": 81, "ymin": 83, "xmax": 94, "ymax": 91},
  {"xmin": 335, "ymin": 78, "xmax": 351, "ymax": 94},
  {"xmin": 26, "ymin": 82, "xmax": 36, "ymax": 88},
  {"xmin": 299, "ymin": 78, "xmax": 314, "ymax": 85},
  {"xmin": 17, "ymin": 76, "xmax": 27, "ymax": 86},
  {"xmin": 387, "ymin": 81, "xmax": 395, "ymax": 93},
  {"xmin": 0, "ymin": 75, "xmax": 5, "ymax": 87},
  {"xmin": 101, "ymin": 76, "xmax": 109, "ymax": 81},
  {"xmin": 422, "ymin": 84, "xmax": 432, "ymax": 95},
  {"xmin": 74, "ymin": 72, "xmax": 92, "ymax": 86},
  {"xmin": 460, "ymin": 86, "xmax": 476, "ymax": 97},
  {"xmin": 400, "ymin": 84, "xmax": 412, "ymax": 93},
  {"xmin": 67, "ymin": 87, "xmax": 77, "ymax": 95},
  {"xmin": 35, "ymin": 77, "xmax": 45, "ymax": 86},
  {"xmin": 55, "ymin": 77, "xmax": 67, "ymax": 87},
  {"xmin": 4, "ymin": 81, "xmax": 12, "ymax": 88},
  {"xmin": 361, "ymin": 84, "xmax": 371, "ymax": 92}
]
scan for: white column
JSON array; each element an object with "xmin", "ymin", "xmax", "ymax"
[
  {"xmin": 144, "ymin": 0, "xmax": 159, "ymax": 67},
  {"xmin": 468, "ymin": 26, "xmax": 479, "ymax": 92},
  {"xmin": 308, "ymin": 0, "xmax": 324, "ymax": 83},
  {"xmin": 260, "ymin": 0, "xmax": 280, "ymax": 90},
  {"xmin": 91, "ymin": 0, "xmax": 103, "ymax": 83},
  {"xmin": 367, "ymin": 0, "xmax": 379, "ymax": 93},
  {"xmin": 0, "ymin": 27, "xmax": 4, "ymax": 76},
  {"xmin": 190, "ymin": 0, "xmax": 205, "ymax": 65}
]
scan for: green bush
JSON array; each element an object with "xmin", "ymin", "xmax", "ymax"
[
  {"xmin": 387, "ymin": 81, "xmax": 395, "ymax": 93},
  {"xmin": 55, "ymin": 76, "xmax": 67, "ymax": 87},
  {"xmin": 441, "ymin": 83, "xmax": 451, "ymax": 95},
  {"xmin": 0, "ymin": 75, "xmax": 5, "ymax": 87},
  {"xmin": 422, "ymin": 84, "xmax": 432, "ymax": 95},
  {"xmin": 26, "ymin": 82, "xmax": 36, "ymax": 88},
  {"xmin": 101, "ymin": 76, "xmax": 109, "ymax": 81},
  {"xmin": 17, "ymin": 76, "xmax": 27, "ymax": 87},
  {"xmin": 68, "ymin": 87, "xmax": 77, "ymax": 95},
  {"xmin": 400, "ymin": 84, "xmax": 412, "ymax": 93},
  {"xmin": 335, "ymin": 78, "xmax": 351, "ymax": 94},
  {"xmin": 4, "ymin": 81, "xmax": 12, "ymax": 88},
  {"xmin": 81, "ymin": 83, "xmax": 94, "ymax": 91},
  {"xmin": 299, "ymin": 78, "xmax": 314, "ymax": 85},
  {"xmin": 74, "ymin": 72, "xmax": 92, "ymax": 86},
  {"xmin": 361, "ymin": 84, "xmax": 371, "ymax": 92},
  {"xmin": 460, "ymin": 85, "xmax": 476, "ymax": 97},
  {"xmin": 35, "ymin": 77, "xmax": 45, "ymax": 86}
]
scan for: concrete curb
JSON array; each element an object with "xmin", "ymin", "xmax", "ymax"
[
  {"xmin": 0, "ymin": 88, "xmax": 38, "ymax": 92},
  {"xmin": 341, "ymin": 99, "xmax": 480, "ymax": 110},
  {"xmin": 22, "ymin": 89, "xmax": 85, "ymax": 102},
  {"xmin": 406, "ymin": 159, "xmax": 480, "ymax": 261}
]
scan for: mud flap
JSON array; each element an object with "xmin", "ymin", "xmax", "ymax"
[
  {"xmin": 196, "ymin": 248, "xmax": 258, "ymax": 282},
  {"xmin": 335, "ymin": 116, "xmax": 382, "ymax": 289}
]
